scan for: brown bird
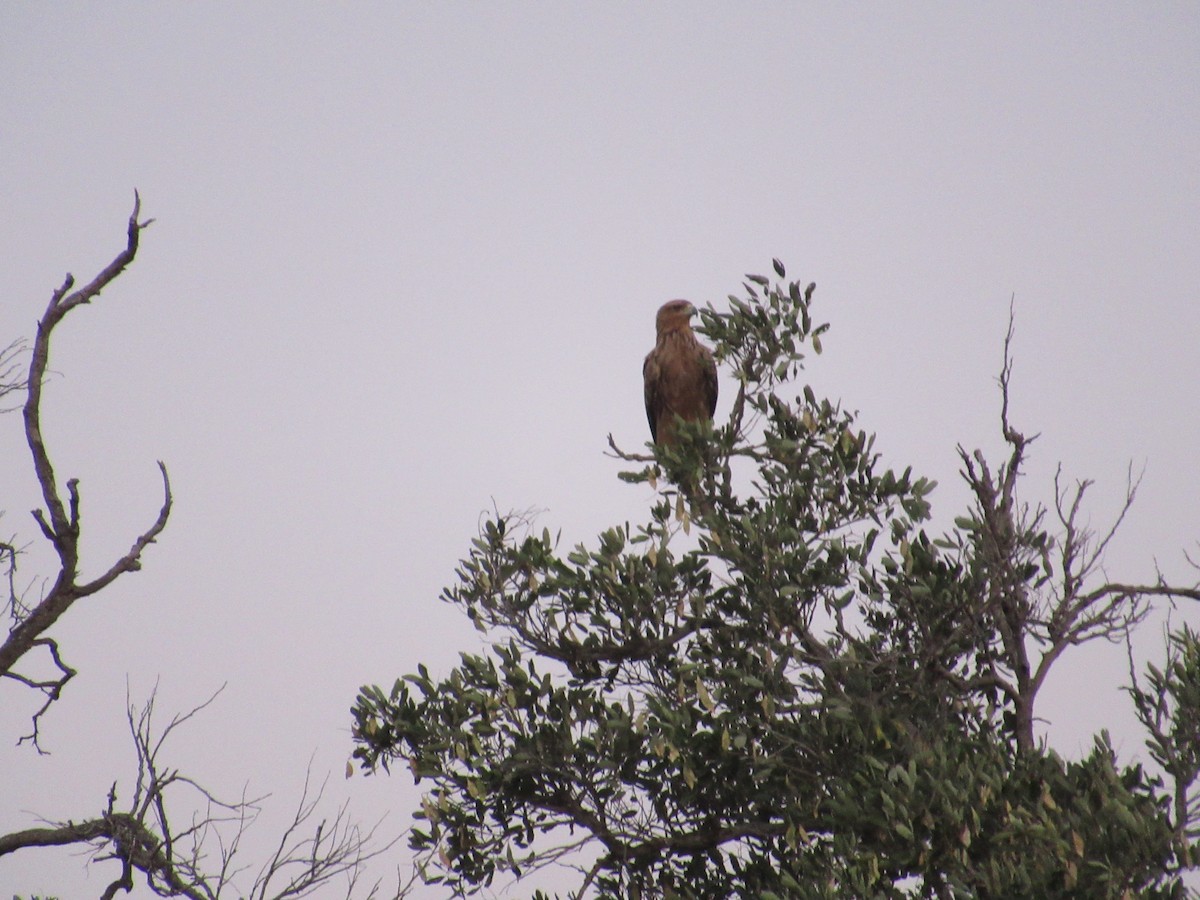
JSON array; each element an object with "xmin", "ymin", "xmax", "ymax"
[{"xmin": 643, "ymin": 300, "xmax": 718, "ymax": 447}]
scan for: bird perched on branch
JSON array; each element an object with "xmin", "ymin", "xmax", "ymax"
[{"xmin": 643, "ymin": 300, "xmax": 718, "ymax": 447}]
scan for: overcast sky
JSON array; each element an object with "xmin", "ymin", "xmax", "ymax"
[{"xmin": 2, "ymin": 4, "xmax": 1198, "ymax": 897}]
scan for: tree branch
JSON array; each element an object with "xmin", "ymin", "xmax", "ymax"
[
  {"xmin": 0, "ymin": 339, "xmax": 27, "ymax": 411},
  {"xmin": 958, "ymin": 303, "xmax": 1200, "ymax": 756},
  {"xmin": 24, "ymin": 192, "xmax": 151, "ymax": 549},
  {"xmin": 0, "ymin": 194, "xmax": 171, "ymax": 745},
  {"xmin": 1, "ymin": 686, "xmax": 405, "ymax": 899}
]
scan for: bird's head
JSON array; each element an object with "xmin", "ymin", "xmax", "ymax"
[{"xmin": 655, "ymin": 299, "xmax": 698, "ymax": 336}]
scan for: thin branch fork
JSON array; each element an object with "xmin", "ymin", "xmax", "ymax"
[
  {"xmin": 605, "ymin": 432, "xmax": 653, "ymax": 463},
  {"xmin": 24, "ymin": 192, "xmax": 154, "ymax": 547},
  {"xmin": 0, "ymin": 193, "xmax": 171, "ymax": 743}
]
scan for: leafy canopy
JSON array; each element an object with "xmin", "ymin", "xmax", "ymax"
[{"xmin": 353, "ymin": 264, "xmax": 1200, "ymax": 899}]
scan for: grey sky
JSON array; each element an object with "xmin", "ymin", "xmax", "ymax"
[{"xmin": 2, "ymin": 4, "xmax": 1198, "ymax": 897}]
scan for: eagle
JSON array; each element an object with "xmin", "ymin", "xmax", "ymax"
[{"xmin": 643, "ymin": 299, "xmax": 718, "ymax": 447}]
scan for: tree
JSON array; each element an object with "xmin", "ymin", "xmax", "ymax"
[
  {"xmin": 353, "ymin": 263, "xmax": 1200, "ymax": 898},
  {"xmin": 1, "ymin": 198, "xmax": 405, "ymax": 899}
]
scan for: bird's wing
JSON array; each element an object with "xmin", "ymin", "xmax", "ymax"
[
  {"xmin": 643, "ymin": 350, "xmax": 661, "ymax": 443},
  {"xmin": 701, "ymin": 346, "xmax": 718, "ymax": 419}
]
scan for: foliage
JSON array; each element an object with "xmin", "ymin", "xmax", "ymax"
[{"xmin": 354, "ymin": 263, "xmax": 1200, "ymax": 898}]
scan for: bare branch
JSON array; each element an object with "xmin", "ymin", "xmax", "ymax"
[
  {"xmin": 574, "ymin": 857, "xmax": 604, "ymax": 899},
  {"xmin": 76, "ymin": 461, "xmax": 173, "ymax": 598},
  {"xmin": 957, "ymin": 302, "xmax": 1200, "ymax": 756},
  {"xmin": 604, "ymin": 431, "xmax": 653, "ymax": 463},
  {"xmin": 0, "ymin": 338, "xmax": 27, "ymax": 411},
  {"xmin": 1, "ymin": 686, "xmax": 406, "ymax": 899},
  {"xmin": 0, "ymin": 538, "xmax": 20, "ymax": 623},
  {"xmin": 0, "ymin": 818, "xmax": 109, "ymax": 856},
  {"xmin": 7, "ymin": 637, "xmax": 77, "ymax": 751},
  {"xmin": 0, "ymin": 195, "xmax": 172, "ymax": 737},
  {"xmin": 250, "ymin": 768, "xmax": 400, "ymax": 900},
  {"xmin": 24, "ymin": 192, "xmax": 150, "ymax": 547},
  {"xmin": 1079, "ymin": 582, "xmax": 1200, "ymax": 607}
]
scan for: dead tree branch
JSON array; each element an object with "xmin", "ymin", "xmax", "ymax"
[
  {"xmin": 0, "ymin": 686, "xmax": 407, "ymax": 899},
  {"xmin": 958, "ymin": 302, "xmax": 1200, "ymax": 753},
  {"xmin": 0, "ymin": 193, "xmax": 172, "ymax": 749},
  {"xmin": 1, "ymin": 200, "xmax": 412, "ymax": 896}
]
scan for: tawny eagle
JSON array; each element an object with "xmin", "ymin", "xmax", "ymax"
[{"xmin": 643, "ymin": 299, "xmax": 718, "ymax": 447}]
